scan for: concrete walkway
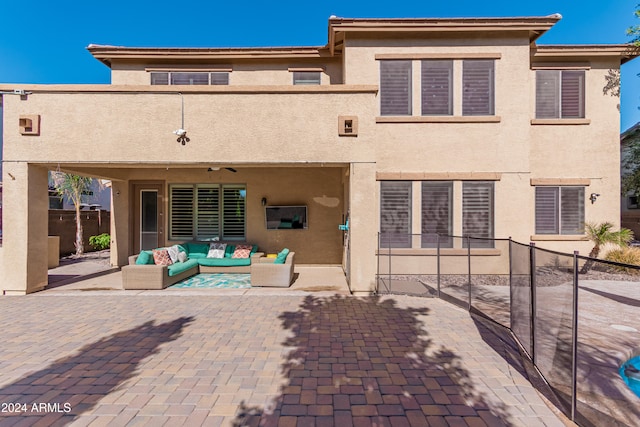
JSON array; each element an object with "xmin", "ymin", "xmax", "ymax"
[{"xmin": 0, "ymin": 291, "xmax": 568, "ymax": 427}]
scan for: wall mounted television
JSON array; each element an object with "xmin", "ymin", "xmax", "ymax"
[{"xmin": 265, "ymin": 206, "xmax": 307, "ymax": 230}]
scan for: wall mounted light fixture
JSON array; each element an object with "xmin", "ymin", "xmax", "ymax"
[{"xmin": 590, "ymin": 193, "xmax": 600, "ymax": 204}]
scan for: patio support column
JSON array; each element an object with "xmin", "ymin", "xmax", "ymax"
[
  {"xmin": 0, "ymin": 162, "xmax": 49, "ymax": 294},
  {"xmin": 348, "ymin": 162, "xmax": 378, "ymax": 295},
  {"xmin": 109, "ymin": 180, "xmax": 130, "ymax": 267}
]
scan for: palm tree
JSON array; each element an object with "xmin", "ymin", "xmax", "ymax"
[
  {"xmin": 51, "ymin": 172, "xmax": 94, "ymax": 256},
  {"xmin": 580, "ymin": 222, "xmax": 634, "ymax": 273}
]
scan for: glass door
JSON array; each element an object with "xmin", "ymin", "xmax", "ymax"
[{"xmin": 140, "ymin": 190, "xmax": 158, "ymax": 251}]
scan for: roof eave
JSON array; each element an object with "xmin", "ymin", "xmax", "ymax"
[{"xmin": 532, "ymin": 44, "xmax": 640, "ymax": 64}]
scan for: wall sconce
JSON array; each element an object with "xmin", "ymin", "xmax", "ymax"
[
  {"xmin": 590, "ymin": 193, "xmax": 600, "ymax": 204},
  {"xmin": 261, "ymin": 197, "xmax": 267, "ymax": 206}
]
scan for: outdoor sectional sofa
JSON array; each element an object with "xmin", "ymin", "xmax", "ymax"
[{"xmin": 121, "ymin": 242, "xmax": 294, "ymax": 290}]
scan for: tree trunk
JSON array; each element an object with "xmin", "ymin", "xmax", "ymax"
[
  {"xmin": 75, "ymin": 204, "xmax": 84, "ymax": 256},
  {"xmin": 579, "ymin": 245, "xmax": 600, "ymax": 274}
]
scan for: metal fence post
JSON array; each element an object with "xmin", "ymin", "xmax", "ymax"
[
  {"xmin": 376, "ymin": 232, "xmax": 380, "ymax": 294},
  {"xmin": 388, "ymin": 233, "xmax": 392, "ymax": 293},
  {"xmin": 530, "ymin": 242, "xmax": 537, "ymax": 364},
  {"xmin": 571, "ymin": 251, "xmax": 579, "ymax": 422},
  {"xmin": 467, "ymin": 236, "xmax": 472, "ymax": 311},
  {"xmin": 508, "ymin": 237, "xmax": 513, "ymax": 326},
  {"xmin": 437, "ymin": 234, "xmax": 441, "ymax": 298}
]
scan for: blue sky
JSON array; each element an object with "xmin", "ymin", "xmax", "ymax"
[{"xmin": 1, "ymin": 0, "xmax": 639, "ymax": 130}]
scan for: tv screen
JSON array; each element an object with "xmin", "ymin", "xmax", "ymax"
[{"xmin": 265, "ymin": 206, "xmax": 307, "ymax": 230}]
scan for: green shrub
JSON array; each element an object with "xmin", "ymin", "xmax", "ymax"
[
  {"xmin": 89, "ymin": 233, "xmax": 110, "ymax": 251},
  {"xmin": 603, "ymin": 247, "xmax": 640, "ymax": 274}
]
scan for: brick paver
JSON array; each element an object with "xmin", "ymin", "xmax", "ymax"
[{"xmin": 0, "ymin": 293, "xmax": 567, "ymax": 426}]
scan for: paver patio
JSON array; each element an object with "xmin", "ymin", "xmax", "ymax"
[{"xmin": 0, "ymin": 291, "xmax": 568, "ymax": 426}]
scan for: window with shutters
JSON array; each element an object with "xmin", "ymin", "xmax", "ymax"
[
  {"xmin": 462, "ymin": 182, "xmax": 494, "ymax": 248},
  {"xmin": 421, "ymin": 182, "xmax": 453, "ymax": 248},
  {"xmin": 462, "ymin": 60, "xmax": 495, "ymax": 116},
  {"xmin": 535, "ymin": 70, "xmax": 585, "ymax": 119},
  {"xmin": 151, "ymin": 72, "xmax": 229, "ymax": 85},
  {"xmin": 169, "ymin": 184, "xmax": 245, "ymax": 240},
  {"xmin": 535, "ymin": 186, "xmax": 584, "ymax": 234},
  {"xmin": 380, "ymin": 60, "xmax": 412, "ymax": 116},
  {"xmin": 421, "ymin": 60, "xmax": 453, "ymax": 116},
  {"xmin": 380, "ymin": 181, "xmax": 412, "ymax": 247}
]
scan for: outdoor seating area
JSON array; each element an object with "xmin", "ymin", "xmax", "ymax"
[{"xmin": 122, "ymin": 243, "xmax": 294, "ymax": 290}]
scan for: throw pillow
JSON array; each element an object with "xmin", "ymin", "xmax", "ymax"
[
  {"xmin": 232, "ymin": 244, "xmax": 253, "ymax": 259},
  {"xmin": 167, "ymin": 245, "xmax": 181, "ymax": 263},
  {"xmin": 207, "ymin": 243, "xmax": 227, "ymax": 259},
  {"xmin": 135, "ymin": 250, "xmax": 153, "ymax": 265},
  {"xmin": 177, "ymin": 251, "xmax": 188, "ymax": 263},
  {"xmin": 152, "ymin": 249, "xmax": 173, "ymax": 266},
  {"xmin": 274, "ymin": 248, "xmax": 290, "ymax": 264}
]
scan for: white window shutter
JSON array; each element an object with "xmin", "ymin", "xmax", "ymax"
[
  {"xmin": 535, "ymin": 187, "xmax": 559, "ymax": 234},
  {"xmin": 380, "ymin": 181, "xmax": 412, "ymax": 247},
  {"xmin": 421, "ymin": 60, "xmax": 453, "ymax": 116},
  {"xmin": 462, "ymin": 60, "xmax": 495, "ymax": 116},
  {"xmin": 222, "ymin": 186, "xmax": 246, "ymax": 240},
  {"xmin": 380, "ymin": 61, "xmax": 412, "ymax": 116},
  {"xmin": 462, "ymin": 182, "xmax": 494, "ymax": 247},
  {"xmin": 421, "ymin": 182, "xmax": 453, "ymax": 248},
  {"xmin": 170, "ymin": 186, "xmax": 195, "ymax": 239},
  {"xmin": 536, "ymin": 70, "xmax": 560, "ymax": 119},
  {"xmin": 196, "ymin": 186, "xmax": 220, "ymax": 238}
]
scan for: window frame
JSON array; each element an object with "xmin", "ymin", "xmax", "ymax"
[
  {"xmin": 535, "ymin": 70, "xmax": 585, "ymax": 119},
  {"xmin": 292, "ymin": 71, "xmax": 321, "ymax": 85},
  {"xmin": 379, "ymin": 60, "xmax": 413, "ymax": 116},
  {"xmin": 535, "ymin": 186, "xmax": 585, "ymax": 235},
  {"xmin": 462, "ymin": 60, "xmax": 495, "ymax": 116},
  {"xmin": 462, "ymin": 181, "xmax": 495, "ymax": 248},
  {"xmin": 379, "ymin": 181, "xmax": 412, "ymax": 248},
  {"xmin": 150, "ymin": 71, "xmax": 230, "ymax": 86},
  {"xmin": 169, "ymin": 183, "xmax": 246, "ymax": 241},
  {"xmin": 421, "ymin": 60, "xmax": 453, "ymax": 116},
  {"xmin": 421, "ymin": 181, "xmax": 453, "ymax": 248}
]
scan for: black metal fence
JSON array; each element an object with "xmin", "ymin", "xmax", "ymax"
[{"xmin": 376, "ymin": 233, "xmax": 640, "ymax": 427}]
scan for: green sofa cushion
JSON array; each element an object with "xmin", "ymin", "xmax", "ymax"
[
  {"xmin": 185, "ymin": 243, "xmax": 209, "ymax": 257},
  {"xmin": 167, "ymin": 259, "xmax": 199, "ymax": 277},
  {"xmin": 135, "ymin": 250, "xmax": 154, "ymax": 265},
  {"xmin": 197, "ymin": 257, "xmax": 251, "ymax": 267},
  {"xmin": 274, "ymin": 248, "xmax": 290, "ymax": 264}
]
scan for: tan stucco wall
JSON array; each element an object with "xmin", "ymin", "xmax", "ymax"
[
  {"xmin": 0, "ymin": 163, "xmax": 48, "ymax": 295},
  {"xmin": 1, "ymin": 89, "xmax": 375, "ymax": 165}
]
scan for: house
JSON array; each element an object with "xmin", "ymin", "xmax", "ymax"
[
  {"xmin": 0, "ymin": 15, "xmax": 637, "ymax": 295},
  {"xmin": 621, "ymin": 122, "xmax": 640, "ymax": 237}
]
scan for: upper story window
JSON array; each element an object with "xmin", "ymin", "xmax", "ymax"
[
  {"xmin": 535, "ymin": 70, "xmax": 585, "ymax": 119},
  {"xmin": 380, "ymin": 60, "xmax": 412, "ymax": 116},
  {"xmin": 421, "ymin": 60, "xmax": 453, "ymax": 116},
  {"xmin": 292, "ymin": 71, "xmax": 321, "ymax": 85},
  {"xmin": 150, "ymin": 72, "xmax": 229, "ymax": 86},
  {"xmin": 462, "ymin": 60, "xmax": 495, "ymax": 116},
  {"xmin": 379, "ymin": 57, "xmax": 497, "ymax": 118}
]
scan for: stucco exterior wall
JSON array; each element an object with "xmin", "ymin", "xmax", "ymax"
[{"xmin": 1, "ymin": 88, "xmax": 375, "ymax": 165}]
